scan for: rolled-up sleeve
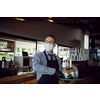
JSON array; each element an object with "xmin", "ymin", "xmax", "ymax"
[{"xmin": 32, "ymin": 53, "xmax": 55, "ymax": 75}]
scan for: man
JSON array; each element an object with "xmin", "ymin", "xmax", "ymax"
[{"xmin": 33, "ymin": 35, "xmax": 65, "ymax": 84}]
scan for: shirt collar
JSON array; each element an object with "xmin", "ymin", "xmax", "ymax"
[{"xmin": 45, "ymin": 50, "xmax": 54, "ymax": 56}]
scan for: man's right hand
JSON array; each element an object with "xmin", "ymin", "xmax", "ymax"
[
  {"xmin": 55, "ymin": 70, "xmax": 65, "ymax": 79},
  {"xmin": 54, "ymin": 69, "xmax": 56, "ymax": 74}
]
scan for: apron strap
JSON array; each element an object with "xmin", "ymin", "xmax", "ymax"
[
  {"xmin": 44, "ymin": 50, "xmax": 58, "ymax": 61},
  {"xmin": 53, "ymin": 54, "xmax": 58, "ymax": 61},
  {"xmin": 43, "ymin": 51, "xmax": 49, "ymax": 62}
]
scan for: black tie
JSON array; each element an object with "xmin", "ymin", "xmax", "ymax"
[{"xmin": 49, "ymin": 54, "xmax": 53, "ymax": 61}]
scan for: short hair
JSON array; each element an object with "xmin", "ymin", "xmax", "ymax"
[{"xmin": 46, "ymin": 35, "xmax": 56, "ymax": 43}]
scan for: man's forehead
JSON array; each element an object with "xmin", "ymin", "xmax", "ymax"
[{"xmin": 45, "ymin": 36, "xmax": 54, "ymax": 40}]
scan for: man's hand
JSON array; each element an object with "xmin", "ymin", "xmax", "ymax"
[
  {"xmin": 54, "ymin": 69, "xmax": 56, "ymax": 74},
  {"xmin": 55, "ymin": 70, "xmax": 65, "ymax": 79}
]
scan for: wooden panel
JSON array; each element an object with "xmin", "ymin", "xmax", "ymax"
[
  {"xmin": 22, "ymin": 80, "xmax": 73, "ymax": 84},
  {"xmin": 22, "ymin": 79, "xmax": 38, "ymax": 84},
  {"xmin": 0, "ymin": 70, "xmax": 76, "ymax": 84},
  {"xmin": 59, "ymin": 80, "xmax": 75, "ymax": 84},
  {"xmin": 0, "ymin": 72, "xmax": 36, "ymax": 84},
  {"xmin": 59, "ymin": 81, "xmax": 66, "ymax": 84},
  {"xmin": 67, "ymin": 81, "xmax": 75, "ymax": 84},
  {"xmin": 29, "ymin": 79, "xmax": 37, "ymax": 84}
]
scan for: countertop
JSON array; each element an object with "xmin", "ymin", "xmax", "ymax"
[
  {"xmin": 0, "ymin": 72, "xmax": 36, "ymax": 84},
  {"xmin": 0, "ymin": 67, "xmax": 76, "ymax": 84},
  {"xmin": 0, "ymin": 67, "xmax": 32, "ymax": 79}
]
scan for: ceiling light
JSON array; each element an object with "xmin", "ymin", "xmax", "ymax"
[
  {"xmin": 13, "ymin": 18, "xmax": 25, "ymax": 21},
  {"xmin": 48, "ymin": 19, "xmax": 53, "ymax": 22},
  {"xmin": 48, "ymin": 17, "xmax": 52, "ymax": 18}
]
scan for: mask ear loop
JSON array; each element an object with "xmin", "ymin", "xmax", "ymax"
[{"xmin": 53, "ymin": 43, "xmax": 56, "ymax": 48}]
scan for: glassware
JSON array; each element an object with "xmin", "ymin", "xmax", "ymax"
[{"xmin": 73, "ymin": 67, "xmax": 78, "ymax": 78}]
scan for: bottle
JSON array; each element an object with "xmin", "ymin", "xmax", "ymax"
[
  {"xmin": 66, "ymin": 61, "xmax": 69, "ymax": 68},
  {"xmin": 2, "ymin": 57, "xmax": 6, "ymax": 69},
  {"xmin": 10, "ymin": 59, "xmax": 13, "ymax": 68},
  {"xmin": 2, "ymin": 61, "xmax": 4, "ymax": 68},
  {"xmin": 62, "ymin": 61, "xmax": 67, "ymax": 68},
  {"xmin": 70, "ymin": 58, "xmax": 72, "ymax": 68},
  {"xmin": 62, "ymin": 61, "xmax": 67, "ymax": 72},
  {"xmin": 9, "ymin": 59, "xmax": 13, "ymax": 68},
  {"xmin": 13, "ymin": 61, "xmax": 15, "ymax": 67},
  {"xmin": 75, "ymin": 67, "xmax": 78, "ymax": 78},
  {"xmin": 73, "ymin": 67, "xmax": 78, "ymax": 78}
]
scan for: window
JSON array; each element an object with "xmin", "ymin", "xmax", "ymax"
[
  {"xmin": 37, "ymin": 41, "xmax": 45, "ymax": 52},
  {"xmin": 15, "ymin": 40, "xmax": 36, "ymax": 57},
  {"xmin": 0, "ymin": 39, "xmax": 14, "ymax": 61},
  {"xmin": 53, "ymin": 44, "xmax": 58, "ymax": 55},
  {"xmin": 58, "ymin": 46, "xmax": 70, "ymax": 61},
  {"xmin": 97, "ymin": 49, "xmax": 100, "ymax": 60},
  {"xmin": 84, "ymin": 35, "xmax": 89, "ymax": 49},
  {"xmin": 0, "ymin": 52, "xmax": 14, "ymax": 61},
  {"xmin": 0, "ymin": 39, "xmax": 14, "ymax": 52}
]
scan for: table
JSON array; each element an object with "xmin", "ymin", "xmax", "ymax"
[{"xmin": 59, "ymin": 76, "xmax": 86, "ymax": 81}]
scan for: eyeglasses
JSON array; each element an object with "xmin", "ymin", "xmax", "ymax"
[{"xmin": 45, "ymin": 40, "xmax": 55, "ymax": 44}]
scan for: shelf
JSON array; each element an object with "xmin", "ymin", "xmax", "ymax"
[{"xmin": 0, "ymin": 39, "xmax": 15, "ymax": 52}]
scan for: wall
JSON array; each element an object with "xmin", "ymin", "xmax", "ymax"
[{"xmin": 0, "ymin": 18, "xmax": 84, "ymax": 47}]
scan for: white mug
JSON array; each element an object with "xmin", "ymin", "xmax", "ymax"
[
  {"xmin": 62, "ymin": 62, "xmax": 67, "ymax": 68},
  {"xmin": 70, "ymin": 72, "xmax": 74, "ymax": 77},
  {"xmin": 63, "ymin": 72, "xmax": 68, "ymax": 78}
]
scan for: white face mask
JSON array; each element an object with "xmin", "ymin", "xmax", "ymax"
[{"xmin": 44, "ymin": 43, "xmax": 54, "ymax": 51}]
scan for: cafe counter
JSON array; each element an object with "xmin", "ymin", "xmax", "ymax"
[
  {"xmin": 0, "ymin": 72, "xmax": 37, "ymax": 84},
  {"xmin": 0, "ymin": 68, "xmax": 75, "ymax": 84}
]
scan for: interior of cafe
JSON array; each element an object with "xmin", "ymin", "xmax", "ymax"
[{"xmin": 0, "ymin": 17, "xmax": 100, "ymax": 84}]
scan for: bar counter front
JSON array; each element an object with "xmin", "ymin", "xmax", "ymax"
[{"xmin": 0, "ymin": 68, "xmax": 75, "ymax": 84}]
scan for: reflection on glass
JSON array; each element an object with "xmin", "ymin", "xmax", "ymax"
[
  {"xmin": 97, "ymin": 49, "xmax": 100, "ymax": 60},
  {"xmin": 37, "ymin": 41, "xmax": 45, "ymax": 52},
  {"xmin": 90, "ymin": 53, "xmax": 96, "ymax": 60},
  {"xmin": 58, "ymin": 46, "xmax": 70, "ymax": 61},
  {"xmin": 0, "ymin": 52, "xmax": 14, "ymax": 61},
  {"xmin": 53, "ymin": 44, "xmax": 58, "ymax": 55},
  {"xmin": 15, "ymin": 40, "xmax": 36, "ymax": 57},
  {"xmin": 0, "ymin": 41, "xmax": 12, "ymax": 51}
]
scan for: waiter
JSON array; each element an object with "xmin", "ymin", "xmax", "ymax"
[{"xmin": 33, "ymin": 35, "xmax": 65, "ymax": 84}]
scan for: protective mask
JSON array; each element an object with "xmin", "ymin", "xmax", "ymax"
[{"xmin": 44, "ymin": 43, "xmax": 54, "ymax": 51}]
